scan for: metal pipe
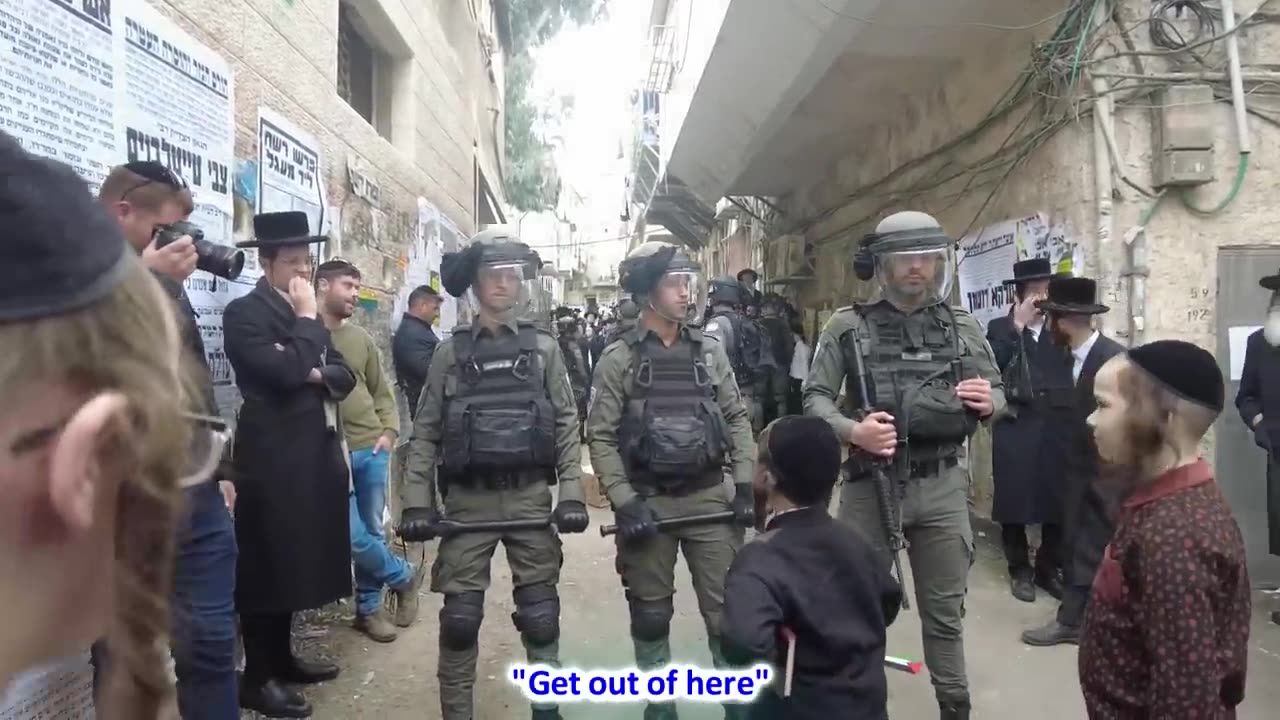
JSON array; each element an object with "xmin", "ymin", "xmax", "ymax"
[
  {"xmin": 1222, "ymin": 0, "xmax": 1253, "ymax": 154},
  {"xmin": 599, "ymin": 510, "xmax": 735, "ymax": 537}
]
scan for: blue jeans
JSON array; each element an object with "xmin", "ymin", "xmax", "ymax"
[
  {"xmin": 171, "ymin": 481, "xmax": 239, "ymax": 719},
  {"xmin": 350, "ymin": 447, "xmax": 413, "ymax": 616}
]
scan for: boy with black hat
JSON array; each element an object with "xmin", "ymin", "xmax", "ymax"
[
  {"xmin": 1021, "ymin": 275, "xmax": 1126, "ymax": 648},
  {"xmin": 722, "ymin": 415, "xmax": 902, "ymax": 720},
  {"xmin": 1079, "ymin": 340, "xmax": 1250, "ymax": 718},
  {"xmin": 223, "ymin": 211, "xmax": 356, "ymax": 717}
]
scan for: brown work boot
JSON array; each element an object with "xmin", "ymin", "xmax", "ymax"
[
  {"xmin": 355, "ymin": 610, "xmax": 398, "ymax": 643},
  {"xmin": 394, "ymin": 562, "xmax": 426, "ymax": 628}
]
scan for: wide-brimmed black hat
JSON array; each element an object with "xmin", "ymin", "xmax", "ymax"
[
  {"xmin": 1260, "ymin": 268, "xmax": 1280, "ymax": 291},
  {"xmin": 237, "ymin": 211, "xmax": 327, "ymax": 249},
  {"xmin": 737, "ymin": 268, "xmax": 759, "ymax": 283},
  {"xmin": 1036, "ymin": 276, "xmax": 1109, "ymax": 315},
  {"xmin": 1005, "ymin": 257, "xmax": 1053, "ymax": 285}
]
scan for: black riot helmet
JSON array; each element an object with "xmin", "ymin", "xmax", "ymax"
[
  {"xmin": 618, "ymin": 241, "xmax": 706, "ymax": 324},
  {"xmin": 708, "ymin": 276, "xmax": 742, "ymax": 308}
]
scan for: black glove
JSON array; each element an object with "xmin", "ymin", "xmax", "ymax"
[
  {"xmin": 554, "ymin": 500, "xmax": 590, "ymax": 534},
  {"xmin": 731, "ymin": 483, "xmax": 755, "ymax": 527},
  {"xmin": 614, "ymin": 496, "xmax": 658, "ymax": 544},
  {"xmin": 399, "ymin": 507, "xmax": 441, "ymax": 542},
  {"xmin": 1255, "ymin": 424, "xmax": 1271, "ymax": 451}
]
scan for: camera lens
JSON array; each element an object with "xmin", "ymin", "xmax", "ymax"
[{"xmin": 195, "ymin": 240, "xmax": 246, "ymax": 281}]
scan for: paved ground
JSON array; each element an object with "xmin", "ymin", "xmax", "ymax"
[{"xmin": 277, "ymin": 500, "xmax": 1280, "ymax": 720}]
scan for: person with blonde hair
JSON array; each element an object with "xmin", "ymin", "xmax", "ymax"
[
  {"xmin": 0, "ymin": 133, "xmax": 220, "ymax": 719},
  {"xmin": 1078, "ymin": 340, "xmax": 1250, "ymax": 717}
]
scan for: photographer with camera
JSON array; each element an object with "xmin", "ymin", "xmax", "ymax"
[{"xmin": 96, "ymin": 161, "xmax": 240, "ymax": 720}]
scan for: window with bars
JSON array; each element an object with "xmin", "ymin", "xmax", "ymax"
[{"xmin": 337, "ymin": 3, "xmax": 393, "ymax": 139}]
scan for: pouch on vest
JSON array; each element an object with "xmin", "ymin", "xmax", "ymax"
[
  {"xmin": 905, "ymin": 371, "xmax": 977, "ymax": 443},
  {"xmin": 621, "ymin": 335, "xmax": 728, "ymax": 489},
  {"xmin": 442, "ymin": 324, "xmax": 557, "ymax": 478}
]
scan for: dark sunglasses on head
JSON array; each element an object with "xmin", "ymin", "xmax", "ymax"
[{"xmin": 121, "ymin": 161, "xmax": 189, "ymax": 202}]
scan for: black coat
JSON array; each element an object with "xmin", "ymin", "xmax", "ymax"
[
  {"xmin": 722, "ymin": 507, "xmax": 900, "ymax": 720},
  {"xmin": 1061, "ymin": 333, "xmax": 1126, "ymax": 587},
  {"xmin": 986, "ymin": 315, "xmax": 1075, "ymax": 524},
  {"xmin": 1233, "ymin": 329, "xmax": 1280, "ymax": 555},
  {"xmin": 391, "ymin": 313, "xmax": 439, "ymax": 418},
  {"xmin": 223, "ymin": 278, "xmax": 356, "ymax": 614}
]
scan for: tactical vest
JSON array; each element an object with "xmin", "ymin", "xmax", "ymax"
[
  {"xmin": 619, "ymin": 330, "xmax": 730, "ymax": 493},
  {"xmin": 709, "ymin": 310, "xmax": 755, "ymax": 387},
  {"xmin": 440, "ymin": 322, "xmax": 557, "ymax": 483},
  {"xmin": 838, "ymin": 303, "xmax": 979, "ymax": 454}
]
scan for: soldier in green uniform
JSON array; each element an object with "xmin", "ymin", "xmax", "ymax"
[
  {"xmin": 399, "ymin": 228, "xmax": 590, "ymax": 720},
  {"xmin": 803, "ymin": 211, "xmax": 1003, "ymax": 720},
  {"xmin": 588, "ymin": 241, "xmax": 756, "ymax": 720}
]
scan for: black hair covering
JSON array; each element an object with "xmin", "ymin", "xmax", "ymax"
[
  {"xmin": 1126, "ymin": 339, "xmax": 1224, "ymax": 412},
  {"xmin": 620, "ymin": 245, "xmax": 677, "ymax": 294},
  {"xmin": 767, "ymin": 416, "xmax": 843, "ymax": 506},
  {"xmin": 555, "ymin": 305, "xmax": 575, "ymax": 320},
  {"xmin": 441, "ymin": 243, "xmax": 484, "ymax": 298},
  {"xmin": 0, "ymin": 131, "xmax": 132, "ymax": 322}
]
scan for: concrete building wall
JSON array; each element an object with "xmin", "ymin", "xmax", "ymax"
[
  {"xmin": 150, "ymin": 0, "xmax": 506, "ymax": 350},
  {"xmin": 774, "ymin": 0, "xmax": 1280, "ymax": 515}
]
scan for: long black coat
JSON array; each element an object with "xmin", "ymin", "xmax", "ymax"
[
  {"xmin": 986, "ymin": 315, "xmax": 1075, "ymax": 524},
  {"xmin": 1060, "ymin": 333, "xmax": 1126, "ymax": 587},
  {"xmin": 1233, "ymin": 329, "xmax": 1280, "ymax": 555},
  {"xmin": 223, "ymin": 278, "xmax": 356, "ymax": 614}
]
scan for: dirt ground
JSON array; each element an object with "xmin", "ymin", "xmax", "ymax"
[{"xmin": 246, "ymin": 501, "xmax": 1280, "ymax": 720}]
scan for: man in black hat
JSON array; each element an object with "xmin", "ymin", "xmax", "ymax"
[
  {"xmin": 1020, "ymin": 275, "xmax": 1125, "ymax": 648},
  {"xmin": 1234, "ymin": 269, "xmax": 1280, "ymax": 627},
  {"xmin": 985, "ymin": 259, "xmax": 1071, "ymax": 603},
  {"xmin": 223, "ymin": 211, "xmax": 356, "ymax": 717}
]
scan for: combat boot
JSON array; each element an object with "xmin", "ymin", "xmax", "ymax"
[
  {"xmin": 354, "ymin": 610, "xmax": 398, "ymax": 643},
  {"xmin": 939, "ymin": 699, "xmax": 971, "ymax": 720}
]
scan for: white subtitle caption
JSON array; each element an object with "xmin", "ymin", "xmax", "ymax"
[{"xmin": 509, "ymin": 664, "xmax": 771, "ymax": 704}]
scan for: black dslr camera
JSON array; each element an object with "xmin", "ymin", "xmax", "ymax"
[{"xmin": 154, "ymin": 221, "xmax": 245, "ymax": 281}]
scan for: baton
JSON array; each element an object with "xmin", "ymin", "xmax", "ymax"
[
  {"xmin": 599, "ymin": 510, "xmax": 736, "ymax": 537},
  {"xmin": 398, "ymin": 516, "xmax": 551, "ymax": 540}
]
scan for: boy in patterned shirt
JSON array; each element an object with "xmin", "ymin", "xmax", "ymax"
[{"xmin": 1078, "ymin": 340, "xmax": 1250, "ymax": 718}]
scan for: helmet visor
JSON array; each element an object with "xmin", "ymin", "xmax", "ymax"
[
  {"xmin": 873, "ymin": 246, "xmax": 955, "ymax": 309},
  {"xmin": 467, "ymin": 260, "xmax": 536, "ymax": 319},
  {"xmin": 648, "ymin": 270, "xmax": 706, "ymax": 325}
]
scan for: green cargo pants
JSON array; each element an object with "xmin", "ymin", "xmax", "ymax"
[
  {"xmin": 431, "ymin": 479, "xmax": 563, "ymax": 719},
  {"xmin": 838, "ymin": 461, "xmax": 974, "ymax": 706},
  {"xmin": 615, "ymin": 482, "xmax": 742, "ymax": 719}
]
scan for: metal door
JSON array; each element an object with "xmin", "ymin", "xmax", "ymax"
[{"xmin": 1216, "ymin": 247, "xmax": 1280, "ymax": 587}]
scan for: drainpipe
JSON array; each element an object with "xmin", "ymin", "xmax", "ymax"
[
  {"xmin": 1091, "ymin": 87, "xmax": 1117, "ymax": 335},
  {"xmin": 1222, "ymin": 0, "xmax": 1253, "ymax": 155}
]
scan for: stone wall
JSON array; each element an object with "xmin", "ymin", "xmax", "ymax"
[{"xmin": 151, "ymin": 0, "xmax": 505, "ymax": 352}]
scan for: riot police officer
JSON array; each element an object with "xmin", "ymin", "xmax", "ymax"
[
  {"xmin": 555, "ymin": 308, "xmax": 591, "ymax": 441},
  {"xmin": 399, "ymin": 228, "xmax": 590, "ymax": 720},
  {"xmin": 703, "ymin": 276, "xmax": 764, "ymax": 433},
  {"xmin": 587, "ymin": 242, "xmax": 756, "ymax": 720},
  {"xmin": 803, "ymin": 211, "xmax": 1004, "ymax": 720}
]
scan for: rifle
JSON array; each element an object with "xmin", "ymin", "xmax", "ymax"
[{"xmin": 845, "ymin": 329, "xmax": 911, "ymax": 610}]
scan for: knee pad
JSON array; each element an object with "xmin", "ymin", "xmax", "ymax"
[
  {"xmin": 439, "ymin": 592, "xmax": 484, "ymax": 651},
  {"xmin": 511, "ymin": 584, "xmax": 560, "ymax": 647},
  {"xmin": 628, "ymin": 597, "xmax": 673, "ymax": 642}
]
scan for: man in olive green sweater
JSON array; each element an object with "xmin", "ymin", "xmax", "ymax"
[{"xmin": 317, "ymin": 260, "xmax": 424, "ymax": 643}]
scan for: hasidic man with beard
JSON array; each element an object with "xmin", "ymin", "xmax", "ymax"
[{"xmin": 1234, "ymin": 268, "xmax": 1280, "ymax": 627}]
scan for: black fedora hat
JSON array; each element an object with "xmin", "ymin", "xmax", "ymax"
[
  {"xmin": 1036, "ymin": 276, "xmax": 1109, "ymax": 315},
  {"xmin": 1260, "ymin": 268, "xmax": 1280, "ymax": 291},
  {"xmin": 237, "ymin": 211, "xmax": 327, "ymax": 249},
  {"xmin": 736, "ymin": 268, "xmax": 759, "ymax": 283},
  {"xmin": 1005, "ymin": 257, "xmax": 1053, "ymax": 285}
]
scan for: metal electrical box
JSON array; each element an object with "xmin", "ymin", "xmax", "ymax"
[{"xmin": 1152, "ymin": 84, "xmax": 1215, "ymax": 187}]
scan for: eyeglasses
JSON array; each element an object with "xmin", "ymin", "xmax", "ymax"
[
  {"xmin": 9, "ymin": 411, "xmax": 228, "ymax": 490},
  {"xmin": 120, "ymin": 161, "xmax": 189, "ymax": 203}
]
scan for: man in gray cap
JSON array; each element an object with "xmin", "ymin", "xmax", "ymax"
[{"xmin": 803, "ymin": 211, "xmax": 1004, "ymax": 720}]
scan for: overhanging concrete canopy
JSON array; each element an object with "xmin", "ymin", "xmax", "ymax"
[{"xmin": 666, "ymin": 0, "xmax": 1071, "ymax": 200}]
